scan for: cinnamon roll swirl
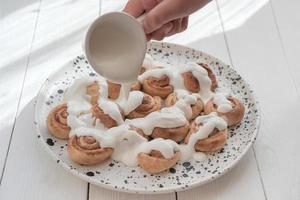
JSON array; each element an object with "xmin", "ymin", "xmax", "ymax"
[
  {"xmin": 107, "ymin": 81, "xmax": 121, "ymax": 100},
  {"xmin": 185, "ymin": 120, "xmax": 228, "ymax": 152},
  {"xmin": 127, "ymin": 93, "xmax": 162, "ymax": 119},
  {"xmin": 68, "ymin": 135, "xmax": 113, "ymax": 165},
  {"xmin": 138, "ymin": 150, "xmax": 180, "ymax": 174},
  {"xmin": 142, "ymin": 75, "xmax": 174, "ymax": 98},
  {"xmin": 131, "ymin": 81, "xmax": 142, "ymax": 91},
  {"xmin": 86, "ymin": 80, "xmax": 121, "ymax": 103},
  {"xmin": 129, "ymin": 125, "xmax": 149, "ymax": 140},
  {"xmin": 200, "ymin": 63, "xmax": 218, "ymax": 91},
  {"xmin": 204, "ymin": 96, "xmax": 245, "ymax": 126},
  {"xmin": 91, "ymin": 104, "xmax": 123, "ymax": 128},
  {"xmin": 86, "ymin": 82, "xmax": 100, "ymax": 105},
  {"xmin": 181, "ymin": 63, "xmax": 218, "ymax": 93},
  {"xmin": 165, "ymin": 92, "xmax": 204, "ymax": 120},
  {"xmin": 47, "ymin": 104, "xmax": 70, "ymax": 139},
  {"xmin": 151, "ymin": 123, "xmax": 190, "ymax": 143}
]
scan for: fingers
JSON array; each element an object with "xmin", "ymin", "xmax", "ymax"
[
  {"xmin": 142, "ymin": 0, "xmax": 162, "ymax": 12},
  {"xmin": 143, "ymin": 0, "xmax": 187, "ymax": 34},
  {"xmin": 123, "ymin": 0, "xmax": 144, "ymax": 18},
  {"xmin": 123, "ymin": 0, "xmax": 160, "ymax": 18},
  {"xmin": 149, "ymin": 22, "xmax": 174, "ymax": 41},
  {"xmin": 148, "ymin": 17, "xmax": 189, "ymax": 41},
  {"xmin": 124, "ymin": 0, "xmax": 193, "ymax": 40},
  {"xmin": 166, "ymin": 16, "xmax": 189, "ymax": 36}
]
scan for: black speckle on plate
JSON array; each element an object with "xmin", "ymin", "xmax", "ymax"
[
  {"xmin": 169, "ymin": 168, "xmax": 176, "ymax": 173},
  {"xmin": 86, "ymin": 172, "xmax": 94, "ymax": 176},
  {"xmin": 109, "ymin": 163, "xmax": 114, "ymax": 167},
  {"xmin": 46, "ymin": 138, "xmax": 54, "ymax": 146},
  {"xmin": 182, "ymin": 162, "xmax": 191, "ymax": 167}
]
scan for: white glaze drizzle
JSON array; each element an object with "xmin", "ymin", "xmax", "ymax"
[
  {"xmin": 65, "ymin": 77, "xmax": 107, "ymax": 129},
  {"xmin": 98, "ymin": 98, "xmax": 124, "ymax": 125},
  {"xmin": 125, "ymin": 108, "xmax": 188, "ymax": 135},
  {"xmin": 114, "ymin": 90, "xmax": 144, "ymax": 115},
  {"xmin": 64, "ymin": 55, "xmax": 232, "ymax": 166},
  {"xmin": 70, "ymin": 124, "xmax": 179, "ymax": 166},
  {"xmin": 179, "ymin": 112, "xmax": 227, "ymax": 161},
  {"xmin": 173, "ymin": 89, "xmax": 201, "ymax": 119},
  {"xmin": 138, "ymin": 61, "xmax": 213, "ymax": 102},
  {"xmin": 213, "ymin": 93, "xmax": 233, "ymax": 113}
]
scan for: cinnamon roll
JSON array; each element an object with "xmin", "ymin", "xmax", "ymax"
[
  {"xmin": 151, "ymin": 123, "xmax": 190, "ymax": 142},
  {"xmin": 91, "ymin": 104, "xmax": 124, "ymax": 128},
  {"xmin": 107, "ymin": 81, "xmax": 121, "ymax": 100},
  {"xmin": 204, "ymin": 96, "xmax": 245, "ymax": 126},
  {"xmin": 86, "ymin": 82, "xmax": 99, "ymax": 105},
  {"xmin": 181, "ymin": 63, "xmax": 218, "ymax": 93},
  {"xmin": 165, "ymin": 92, "xmax": 204, "ymax": 120},
  {"xmin": 131, "ymin": 81, "xmax": 142, "ymax": 91},
  {"xmin": 142, "ymin": 75, "xmax": 174, "ymax": 98},
  {"xmin": 138, "ymin": 150, "xmax": 180, "ymax": 174},
  {"xmin": 185, "ymin": 120, "xmax": 228, "ymax": 152},
  {"xmin": 129, "ymin": 125, "xmax": 149, "ymax": 140},
  {"xmin": 68, "ymin": 135, "xmax": 113, "ymax": 165},
  {"xmin": 86, "ymin": 80, "xmax": 121, "ymax": 103},
  {"xmin": 127, "ymin": 93, "xmax": 162, "ymax": 119},
  {"xmin": 47, "ymin": 104, "xmax": 70, "ymax": 139},
  {"xmin": 200, "ymin": 63, "xmax": 218, "ymax": 91}
]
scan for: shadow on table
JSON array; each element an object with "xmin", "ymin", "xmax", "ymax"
[{"xmin": 0, "ymin": 98, "xmax": 86, "ymax": 199}]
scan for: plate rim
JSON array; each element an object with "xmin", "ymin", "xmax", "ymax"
[{"xmin": 34, "ymin": 41, "xmax": 261, "ymax": 194}]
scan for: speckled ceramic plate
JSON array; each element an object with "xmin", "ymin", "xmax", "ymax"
[{"xmin": 34, "ymin": 41, "xmax": 260, "ymax": 194}]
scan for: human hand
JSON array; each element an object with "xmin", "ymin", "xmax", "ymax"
[{"xmin": 124, "ymin": 0, "xmax": 211, "ymax": 40}]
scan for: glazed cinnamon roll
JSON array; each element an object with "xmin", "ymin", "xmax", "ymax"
[
  {"xmin": 141, "ymin": 75, "xmax": 174, "ymax": 98},
  {"xmin": 204, "ymin": 96, "xmax": 245, "ymax": 126},
  {"xmin": 91, "ymin": 104, "xmax": 123, "ymax": 128},
  {"xmin": 86, "ymin": 82, "xmax": 100, "ymax": 105},
  {"xmin": 138, "ymin": 150, "xmax": 180, "ymax": 174},
  {"xmin": 107, "ymin": 81, "xmax": 121, "ymax": 100},
  {"xmin": 131, "ymin": 81, "xmax": 142, "ymax": 91},
  {"xmin": 68, "ymin": 135, "xmax": 113, "ymax": 165},
  {"xmin": 181, "ymin": 63, "xmax": 218, "ymax": 93},
  {"xmin": 185, "ymin": 120, "xmax": 228, "ymax": 152},
  {"xmin": 165, "ymin": 92, "xmax": 204, "ymax": 120},
  {"xmin": 129, "ymin": 125, "xmax": 149, "ymax": 140},
  {"xmin": 86, "ymin": 80, "xmax": 121, "ymax": 103},
  {"xmin": 47, "ymin": 104, "xmax": 70, "ymax": 139},
  {"xmin": 200, "ymin": 63, "xmax": 218, "ymax": 91},
  {"xmin": 151, "ymin": 123, "xmax": 190, "ymax": 143},
  {"xmin": 127, "ymin": 93, "xmax": 162, "ymax": 119}
]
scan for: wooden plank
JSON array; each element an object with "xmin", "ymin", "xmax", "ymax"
[
  {"xmin": 178, "ymin": 1, "xmax": 265, "ymax": 199},
  {"xmin": 0, "ymin": 0, "xmax": 40, "ymax": 178},
  {"xmin": 0, "ymin": 99, "xmax": 87, "ymax": 199},
  {"xmin": 178, "ymin": 150, "xmax": 265, "ymax": 200},
  {"xmin": 270, "ymin": 0, "xmax": 300, "ymax": 95},
  {"xmin": 217, "ymin": 0, "xmax": 300, "ymax": 199},
  {"xmin": 89, "ymin": 187, "xmax": 176, "ymax": 200},
  {"xmin": 0, "ymin": 0, "xmax": 100, "ymax": 199}
]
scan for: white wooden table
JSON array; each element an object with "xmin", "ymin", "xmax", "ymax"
[{"xmin": 1, "ymin": 0, "xmax": 299, "ymax": 199}]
